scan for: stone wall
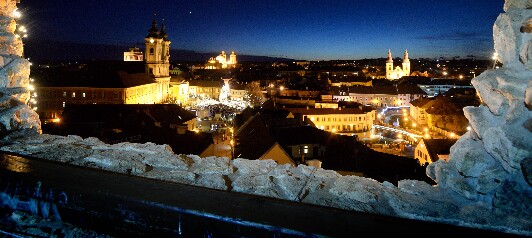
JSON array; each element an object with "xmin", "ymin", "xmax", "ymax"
[
  {"xmin": 0, "ymin": 0, "xmax": 530, "ymax": 236},
  {"xmin": 0, "ymin": 0, "xmax": 40, "ymax": 137},
  {"xmin": 427, "ymin": 0, "xmax": 532, "ymax": 220}
]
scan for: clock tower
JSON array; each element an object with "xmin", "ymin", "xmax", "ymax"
[{"xmin": 145, "ymin": 17, "xmax": 171, "ymax": 102}]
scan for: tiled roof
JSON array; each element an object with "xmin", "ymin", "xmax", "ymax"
[
  {"xmin": 234, "ymin": 115, "xmax": 278, "ymax": 160},
  {"xmin": 423, "ymin": 139, "xmax": 458, "ymax": 162}
]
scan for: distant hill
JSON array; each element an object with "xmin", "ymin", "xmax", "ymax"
[{"xmin": 24, "ymin": 39, "xmax": 293, "ymax": 62}]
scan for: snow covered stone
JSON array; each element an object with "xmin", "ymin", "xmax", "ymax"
[{"xmin": 142, "ymin": 168, "xmax": 197, "ymax": 185}]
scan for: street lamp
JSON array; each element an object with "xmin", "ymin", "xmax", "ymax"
[{"xmin": 230, "ymin": 139, "xmax": 234, "ymax": 159}]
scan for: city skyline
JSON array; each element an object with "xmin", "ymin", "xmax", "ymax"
[{"xmin": 20, "ymin": 0, "xmax": 503, "ymax": 60}]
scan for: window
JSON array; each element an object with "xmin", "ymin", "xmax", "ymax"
[
  {"xmin": 149, "ymin": 48, "xmax": 154, "ymax": 54},
  {"xmin": 82, "ymin": 92, "xmax": 86, "ymax": 98},
  {"xmin": 72, "ymin": 92, "xmax": 76, "ymax": 98},
  {"xmin": 62, "ymin": 102, "xmax": 65, "ymax": 107},
  {"xmin": 63, "ymin": 92, "xmax": 67, "ymax": 97}
]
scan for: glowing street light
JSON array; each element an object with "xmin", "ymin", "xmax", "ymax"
[
  {"xmin": 13, "ymin": 9, "xmax": 21, "ymax": 18},
  {"xmin": 279, "ymin": 86, "xmax": 284, "ymax": 91}
]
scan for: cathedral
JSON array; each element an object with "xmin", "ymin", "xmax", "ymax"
[
  {"xmin": 205, "ymin": 51, "xmax": 237, "ymax": 69},
  {"xmin": 385, "ymin": 49, "xmax": 411, "ymax": 80},
  {"xmin": 145, "ymin": 17, "xmax": 172, "ymax": 101}
]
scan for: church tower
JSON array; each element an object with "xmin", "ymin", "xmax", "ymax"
[
  {"xmin": 144, "ymin": 17, "xmax": 171, "ymax": 102},
  {"xmin": 402, "ymin": 49, "xmax": 410, "ymax": 76},
  {"xmin": 386, "ymin": 49, "xmax": 394, "ymax": 79},
  {"xmin": 229, "ymin": 51, "xmax": 237, "ymax": 67}
]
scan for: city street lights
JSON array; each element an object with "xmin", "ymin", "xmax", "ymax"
[{"xmin": 230, "ymin": 139, "xmax": 234, "ymax": 159}]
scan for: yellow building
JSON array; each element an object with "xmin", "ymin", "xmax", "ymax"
[
  {"xmin": 286, "ymin": 107, "xmax": 376, "ymax": 133},
  {"xmin": 35, "ymin": 18, "xmax": 172, "ymax": 122},
  {"xmin": 415, "ymin": 138, "xmax": 457, "ymax": 165},
  {"xmin": 205, "ymin": 51, "xmax": 237, "ymax": 69},
  {"xmin": 386, "ymin": 49, "xmax": 411, "ymax": 80},
  {"xmin": 188, "ymin": 80, "xmax": 224, "ymax": 99},
  {"xmin": 169, "ymin": 79, "xmax": 190, "ymax": 105}
]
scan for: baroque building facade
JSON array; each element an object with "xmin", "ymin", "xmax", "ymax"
[
  {"xmin": 386, "ymin": 49, "xmax": 411, "ymax": 80},
  {"xmin": 35, "ymin": 18, "xmax": 172, "ymax": 122}
]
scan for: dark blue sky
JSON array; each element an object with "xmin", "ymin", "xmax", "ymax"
[{"xmin": 20, "ymin": 0, "xmax": 503, "ymax": 60}]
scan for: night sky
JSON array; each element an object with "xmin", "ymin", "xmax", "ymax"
[{"xmin": 19, "ymin": 0, "xmax": 504, "ymax": 60}]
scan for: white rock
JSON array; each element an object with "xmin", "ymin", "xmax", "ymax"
[
  {"xmin": 195, "ymin": 174, "xmax": 228, "ymax": 190},
  {"xmin": 483, "ymin": 126, "xmax": 532, "ymax": 172},
  {"xmin": 0, "ymin": 104, "xmax": 40, "ymax": 133},
  {"xmin": 450, "ymin": 136, "xmax": 496, "ymax": 177},
  {"xmin": 269, "ymin": 164, "xmax": 310, "ymax": 201},
  {"xmin": 190, "ymin": 156, "xmax": 232, "ymax": 175},
  {"xmin": 504, "ymin": 0, "xmax": 532, "ymax": 12},
  {"xmin": 463, "ymin": 106, "xmax": 504, "ymax": 139},
  {"xmin": 426, "ymin": 160, "xmax": 460, "ymax": 188},
  {"xmin": 142, "ymin": 169, "xmax": 196, "ymax": 185},
  {"xmin": 494, "ymin": 11, "xmax": 532, "ymax": 70},
  {"xmin": 231, "ymin": 158, "xmax": 277, "ymax": 176},
  {"xmin": 329, "ymin": 176, "xmax": 382, "ymax": 204},
  {"xmin": 0, "ymin": 55, "xmax": 29, "ymax": 88}
]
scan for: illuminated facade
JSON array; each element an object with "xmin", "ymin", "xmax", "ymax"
[
  {"xmin": 287, "ymin": 108, "xmax": 376, "ymax": 133},
  {"xmin": 386, "ymin": 49, "xmax": 411, "ymax": 80},
  {"xmin": 333, "ymin": 85, "xmax": 426, "ymax": 108},
  {"xmin": 145, "ymin": 18, "xmax": 171, "ymax": 102},
  {"xmin": 123, "ymin": 47, "xmax": 143, "ymax": 61},
  {"xmin": 36, "ymin": 18, "xmax": 172, "ymax": 122},
  {"xmin": 205, "ymin": 51, "xmax": 237, "ymax": 69}
]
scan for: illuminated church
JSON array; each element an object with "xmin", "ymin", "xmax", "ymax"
[
  {"xmin": 385, "ymin": 49, "xmax": 411, "ymax": 80},
  {"xmin": 205, "ymin": 51, "xmax": 237, "ymax": 69}
]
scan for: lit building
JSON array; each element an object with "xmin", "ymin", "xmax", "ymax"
[
  {"xmin": 332, "ymin": 85, "xmax": 426, "ymax": 108},
  {"xmin": 386, "ymin": 49, "xmax": 411, "ymax": 80},
  {"xmin": 187, "ymin": 80, "xmax": 224, "ymax": 99},
  {"xmin": 169, "ymin": 80, "xmax": 190, "ymax": 105},
  {"xmin": 415, "ymin": 138, "xmax": 457, "ymax": 165},
  {"xmin": 35, "ymin": 18, "xmax": 172, "ymax": 122},
  {"xmin": 286, "ymin": 107, "xmax": 376, "ymax": 134},
  {"xmin": 123, "ymin": 47, "xmax": 143, "ymax": 61},
  {"xmin": 205, "ymin": 51, "xmax": 237, "ymax": 69}
]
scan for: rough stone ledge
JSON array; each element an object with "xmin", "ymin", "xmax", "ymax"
[{"xmin": 1, "ymin": 133, "xmax": 530, "ymax": 236}]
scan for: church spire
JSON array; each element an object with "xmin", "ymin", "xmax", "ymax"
[
  {"xmin": 403, "ymin": 49, "xmax": 410, "ymax": 63},
  {"xmin": 147, "ymin": 14, "xmax": 159, "ymax": 38},
  {"xmin": 159, "ymin": 18, "xmax": 169, "ymax": 41},
  {"xmin": 387, "ymin": 49, "xmax": 393, "ymax": 63}
]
